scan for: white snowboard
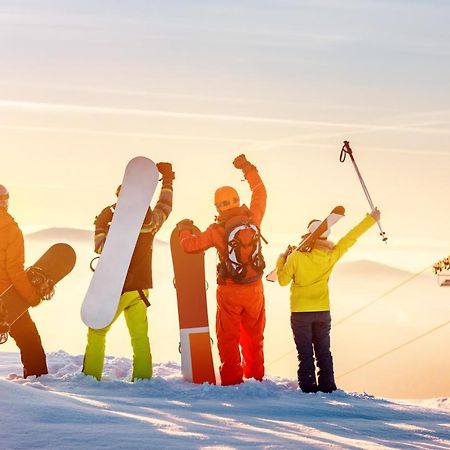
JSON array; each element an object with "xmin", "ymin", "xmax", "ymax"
[{"xmin": 81, "ymin": 157, "xmax": 159, "ymax": 329}]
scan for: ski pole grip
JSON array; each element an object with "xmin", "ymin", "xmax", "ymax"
[{"xmin": 340, "ymin": 140, "xmax": 352, "ymax": 162}]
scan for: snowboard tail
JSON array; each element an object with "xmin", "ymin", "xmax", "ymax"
[{"xmin": 171, "ymin": 226, "xmax": 216, "ymax": 385}]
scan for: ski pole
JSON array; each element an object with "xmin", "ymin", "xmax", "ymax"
[{"xmin": 340, "ymin": 140, "xmax": 387, "ymax": 242}]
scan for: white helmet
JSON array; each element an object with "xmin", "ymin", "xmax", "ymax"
[{"xmin": 307, "ymin": 219, "xmax": 330, "ymax": 238}]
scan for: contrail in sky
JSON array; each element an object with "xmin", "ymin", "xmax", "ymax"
[{"xmin": 1, "ymin": 99, "xmax": 449, "ymax": 135}]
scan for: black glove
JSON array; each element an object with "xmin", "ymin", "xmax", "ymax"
[
  {"xmin": 233, "ymin": 154, "xmax": 256, "ymax": 174},
  {"xmin": 157, "ymin": 162, "xmax": 175, "ymax": 181},
  {"xmin": 176, "ymin": 219, "xmax": 195, "ymax": 234}
]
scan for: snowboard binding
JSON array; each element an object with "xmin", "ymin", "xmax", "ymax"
[
  {"xmin": 0, "ymin": 303, "xmax": 10, "ymax": 344},
  {"xmin": 27, "ymin": 266, "xmax": 55, "ymax": 302}
]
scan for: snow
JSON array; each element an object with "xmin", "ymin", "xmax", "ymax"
[{"xmin": 0, "ymin": 351, "xmax": 449, "ymax": 449}]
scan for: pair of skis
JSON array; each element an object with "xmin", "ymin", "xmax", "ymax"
[{"xmin": 265, "ymin": 206, "xmax": 345, "ymax": 282}]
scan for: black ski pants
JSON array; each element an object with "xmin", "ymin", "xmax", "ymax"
[
  {"xmin": 9, "ymin": 311, "xmax": 48, "ymax": 378},
  {"xmin": 290, "ymin": 311, "xmax": 336, "ymax": 393}
]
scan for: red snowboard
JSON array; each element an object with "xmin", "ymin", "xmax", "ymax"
[{"xmin": 170, "ymin": 226, "xmax": 216, "ymax": 384}]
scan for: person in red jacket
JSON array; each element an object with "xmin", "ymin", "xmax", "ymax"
[
  {"xmin": 177, "ymin": 154, "xmax": 267, "ymax": 386},
  {"xmin": 0, "ymin": 185, "xmax": 47, "ymax": 378}
]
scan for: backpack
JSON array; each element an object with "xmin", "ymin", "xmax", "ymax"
[{"xmin": 218, "ymin": 214, "xmax": 266, "ymax": 284}]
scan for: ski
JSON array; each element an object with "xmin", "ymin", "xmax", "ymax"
[{"xmin": 266, "ymin": 206, "xmax": 345, "ymax": 282}]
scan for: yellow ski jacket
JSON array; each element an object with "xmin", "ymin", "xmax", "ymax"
[{"xmin": 276, "ymin": 214, "xmax": 376, "ymax": 312}]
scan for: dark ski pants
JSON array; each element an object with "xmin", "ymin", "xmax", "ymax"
[
  {"xmin": 9, "ymin": 311, "xmax": 48, "ymax": 378},
  {"xmin": 290, "ymin": 311, "xmax": 336, "ymax": 393}
]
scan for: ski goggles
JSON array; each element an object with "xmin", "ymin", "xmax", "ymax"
[{"xmin": 215, "ymin": 198, "xmax": 239, "ymax": 209}]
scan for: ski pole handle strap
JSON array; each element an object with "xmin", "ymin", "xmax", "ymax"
[{"xmin": 340, "ymin": 140, "xmax": 353, "ymax": 162}]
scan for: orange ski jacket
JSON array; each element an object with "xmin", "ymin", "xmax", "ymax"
[
  {"xmin": 0, "ymin": 209, "xmax": 38, "ymax": 303},
  {"xmin": 180, "ymin": 167, "xmax": 267, "ymax": 284}
]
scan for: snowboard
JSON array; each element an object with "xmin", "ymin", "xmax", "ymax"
[
  {"xmin": 0, "ymin": 243, "xmax": 76, "ymax": 342},
  {"xmin": 81, "ymin": 157, "xmax": 159, "ymax": 330},
  {"xmin": 266, "ymin": 206, "xmax": 345, "ymax": 282},
  {"xmin": 170, "ymin": 225, "xmax": 216, "ymax": 385}
]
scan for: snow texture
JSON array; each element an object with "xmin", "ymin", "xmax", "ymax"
[{"xmin": 0, "ymin": 351, "xmax": 449, "ymax": 449}]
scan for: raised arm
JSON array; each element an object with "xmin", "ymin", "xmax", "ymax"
[
  {"xmin": 140, "ymin": 162, "xmax": 174, "ymax": 235},
  {"xmin": 233, "ymin": 154, "xmax": 267, "ymax": 227},
  {"xmin": 331, "ymin": 208, "xmax": 379, "ymax": 263}
]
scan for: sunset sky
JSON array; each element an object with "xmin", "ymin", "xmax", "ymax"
[
  {"xmin": 1, "ymin": 0, "xmax": 449, "ymax": 254},
  {"xmin": 1, "ymin": 1, "xmax": 450, "ymax": 397}
]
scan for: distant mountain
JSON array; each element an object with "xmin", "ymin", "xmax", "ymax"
[
  {"xmin": 25, "ymin": 227, "xmax": 168, "ymax": 246},
  {"xmin": 26, "ymin": 227, "xmax": 92, "ymax": 241}
]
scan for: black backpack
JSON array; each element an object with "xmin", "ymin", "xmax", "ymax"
[{"xmin": 218, "ymin": 214, "xmax": 266, "ymax": 284}]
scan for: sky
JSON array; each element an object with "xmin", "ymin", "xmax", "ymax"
[
  {"xmin": 0, "ymin": 0, "xmax": 449, "ymax": 252},
  {"xmin": 0, "ymin": 1, "xmax": 449, "ymax": 398}
]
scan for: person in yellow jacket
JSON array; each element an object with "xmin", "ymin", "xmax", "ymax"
[{"xmin": 276, "ymin": 208, "xmax": 381, "ymax": 393}]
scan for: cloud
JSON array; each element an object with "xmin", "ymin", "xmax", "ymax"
[{"xmin": 1, "ymin": 99, "xmax": 449, "ymax": 136}]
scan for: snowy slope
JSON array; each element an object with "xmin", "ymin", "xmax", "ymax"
[{"xmin": 0, "ymin": 352, "xmax": 449, "ymax": 449}]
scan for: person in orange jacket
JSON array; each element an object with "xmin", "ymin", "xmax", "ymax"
[
  {"xmin": 0, "ymin": 185, "xmax": 47, "ymax": 378},
  {"xmin": 177, "ymin": 154, "xmax": 267, "ymax": 386}
]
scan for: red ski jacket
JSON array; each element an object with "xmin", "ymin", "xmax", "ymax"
[{"xmin": 180, "ymin": 167, "xmax": 267, "ymax": 285}]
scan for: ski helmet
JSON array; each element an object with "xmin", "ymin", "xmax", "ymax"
[
  {"xmin": 0, "ymin": 185, "xmax": 9, "ymax": 209},
  {"xmin": 307, "ymin": 219, "xmax": 330, "ymax": 238},
  {"xmin": 214, "ymin": 186, "xmax": 240, "ymax": 212}
]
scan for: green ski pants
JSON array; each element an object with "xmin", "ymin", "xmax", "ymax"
[{"xmin": 83, "ymin": 290, "xmax": 152, "ymax": 381}]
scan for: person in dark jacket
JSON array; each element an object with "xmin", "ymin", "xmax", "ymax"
[
  {"xmin": 82, "ymin": 163, "xmax": 174, "ymax": 381},
  {"xmin": 0, "ymin": 184, "xmax": 47, "ymax": 378}
]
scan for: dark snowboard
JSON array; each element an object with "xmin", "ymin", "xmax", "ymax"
[
  {"xmin": 0, "ymin": 243, "xmax": 76, "ymax": 338},
  {"xmin": 170, "ymin": 226, "xmax": 216, "ymax": 384}
]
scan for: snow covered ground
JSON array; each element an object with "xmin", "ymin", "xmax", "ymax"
[{"xmin": 0, "ymin": 351, "xmax": 449, "ymax": 449}]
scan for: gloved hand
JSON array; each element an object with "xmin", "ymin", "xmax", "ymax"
[
  {"xmin": 157, "ymin": 162, "xmax": 175, "ymax": 181},
  {"xmin": 233, "ymin": 154, "xmax": 249, "ymax": 169},
  {"xmin": 370, "ymin": 207, "xmax": 381, "ymax": 221},
  {"xmin": 281, "ymin": 245, "xmax": 295, "ymax": 260},
  {"xmin": 26, "ymin": 289, "xmax": 42, "ymax": 307},
  {"xmin": 176, "ymin": 219, "xmax": 195, "ymax": 234},
  {"xmin": 233, "ymin": 154, "xmax": 255, "ymax": 174},
  {"xmin": 0, "ymin": 304, "xmax": 9, "ymax": 333}
]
